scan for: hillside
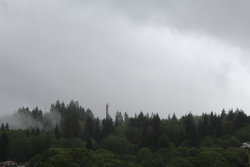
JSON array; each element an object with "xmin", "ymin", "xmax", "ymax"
[{"xmin": 0, "ymin": 100, "xmax": 250, "ymax": 167}]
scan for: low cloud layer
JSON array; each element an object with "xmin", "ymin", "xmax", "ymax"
[
  {"xmin": 0, "ymin": 108, "xmax": 61, "ymax": 129},
  {"xmin": 1, "ymin": 0, "xmax": 250, "ymax": 118}
]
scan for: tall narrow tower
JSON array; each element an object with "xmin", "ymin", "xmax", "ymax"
[{"xmin": 106, "ymin": 103, "xmax": 112, "ymax": 120}]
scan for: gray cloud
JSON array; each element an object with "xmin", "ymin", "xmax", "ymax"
[
  {"xmin": 103, "ymin": 0, "xmax": 250, "ymax": 48},
  {"xmin": 1, "ymin": 0, "xmax": 250, "ymax": 118}
]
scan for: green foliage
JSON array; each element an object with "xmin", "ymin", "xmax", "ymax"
[
  {"xmin": 219, "ymin": 136, "xmax": 241, "ymax": 148},
  {"xmin": 196, "ymin": 149, "xmax": 229, "ymax": 167},
  {"xmin": 199, "ymin": 136, "xmax": 217, "ymax": 147},
  {"xmin": 56, "ymin": 138, "xmax": 85, "ymax": 148},
  {"xmin": 0, "ymin": 131, "xmax": 10, "ymax": 161},
  {"xmin": 101, "ymin": 135, "xmax": 134, "ymax": 154},
  {"xmin": 137, "ymin": 147, "xmax": 159, "ymax": 167},
  {"xmin": 225, "ymin": 147, "xmax": 249, "ymax": 167},
  {"xmin": 102, "ymin": 119, "xmax": 114, "ymax": 137},
  {"xmin": 158, "ymin": 134, "xmax": 170, "ymax": 148},
  {"xmin": 173, "ymin": 158, "xmax": 193, "ymax": 167},
  {"xmin": 8, "ymin": 136, "xmax": 32, "ymax": 162},
  {"xmin": 137, "ymin": 147, "xmax": 153, "ymax": 160},
  {"xmin": 181, "ymin": 113, "xmax": 197, "ymax": 144},
  {"xmin": 29, "ymin": 148, "xmax": 102, "ymax": 167},
  {"xmin": 2, "ymin": 101, "xmax": 250, "ymax": 167}
]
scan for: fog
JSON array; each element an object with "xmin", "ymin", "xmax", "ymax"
[{"xmin": 0, "ymin": 108, "xmax": 61, "ymax": 130}]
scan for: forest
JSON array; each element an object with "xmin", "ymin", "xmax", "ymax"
[{"xmin": 0, "ymin": 100, "xmax": 250, "ymax": 167}]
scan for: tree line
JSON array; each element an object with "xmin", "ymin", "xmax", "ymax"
[{"xmin": 0, "ymin": 100, "xmax": 250, "ymax": 167}]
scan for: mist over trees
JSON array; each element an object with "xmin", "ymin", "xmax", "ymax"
[
  {"xmin": 0, "ymin": 100, "xmax": 250, "ymax": 167},
  {"xmin": 0, "ymin": 106, "xmax": 61, "ymax": 130}
]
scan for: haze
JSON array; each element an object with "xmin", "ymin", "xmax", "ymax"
[{"xmin": 1, "ymin": 0, "xmax": 250, "ymax": 118}]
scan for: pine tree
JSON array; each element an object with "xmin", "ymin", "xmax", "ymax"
[
  {"xmin": 85, "ymin": 117, "xmax": 94, "ymax": 139},
  {"xmin": 152, "ymin": 114, "xmax": 161, "ymax": 146},
  {"xmin": 93, "ymin": 119, "xmax": 102, "ymax": 142},
  {"xmin": 172, "ymin": 113, "xmax": 177, "ymax": 121},
  {"xmin": 5, "ymin": 123, "xmax": 9, "ymax": 130},
  {"xmin": 0, "ymin": 123, "xmax": 4, "ymax": 131},
  {"xmin": 102, "ymin": 119, "xmax": 113, "ymax": 137},
  {"xmin": 0, "ymin": 132, "xmax": 10, "ymax": 161},
  {"xmin": 182, "ymin": 113, "xmax": 197, "ymax": 143},
  {"xmin": 115, "ymin": 111, "xmax": 124, "ymax": 127},
  {"xmin": 124, "ymin": 112, "xmax": 129, "ymax": 124},
  {"xmin": 200, "ymin": 113, "xmax": 208, "ymax": 137}
]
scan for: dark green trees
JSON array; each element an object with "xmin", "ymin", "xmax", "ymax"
[
  {"xmin": 102, "ymin": 119, "xmax": 114, "ymax": 137},
  {"xmin": 85, "ymin": 117, "xmax": 94, "ymax": 139},
  {"xmin": 152, "ymin": 114, "xmax": 161, "ymax": 146},
  {"xmin": 3, "ymin": 100, "xmax": 250, "ymax": 167},
  {"xmin": 0, "ymin": 123, "xmax": 4, "ymax": 131},
  {"xmin": 0, "ymin": 131, "xmax": 10, "ymax": 161},
  {"xmin": 115, "ymin": 111, "xmax": 124, "ymax": 127},
  {"xmin": 182, "ymin": 113, "xmax": 197, "ymax": 144}
]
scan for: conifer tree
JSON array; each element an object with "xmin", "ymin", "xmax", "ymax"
[{"xmin": 0, "ymin": 132, "xmax": 10, "ymax": 161}]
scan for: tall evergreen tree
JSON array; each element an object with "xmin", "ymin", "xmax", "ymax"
[
  {"xmin": 93, "ymin": 119, "xmax": 102, "ymax": 142},
  {"xmin": 5, "ymin": 123, "xmax": 9, "ymax": 130},
  {"xmin": 0, "ymin": 123, "xmax": 4, "ymax": 131},
  {"xmin": 124, "ymin": 112, "xmax": 129, "ymax": 124},
  {"xmin": 102, "ymin": 119, "xmax": 113, "ymax": 137},
  {"xmin": 199, "ymin": 113, "xmax": 208, "ymax": 137},
  {"xmin": 85, "ymin": 116, "xmax": 94, "ymax": 139},
  {"xmin": 172, "ymin": 113, "xmax": 177, "ymax": 121},
  {"xmin": 152, "ymin": 114, "xmax": 161, "ymax": 146},
  {"xmin": 0, "ymin": 132, "xmax": 10, "ymax": 161},
  {"xmin": 115, "ymin": 111, "xmax": 124, "ymax": 127},
  {"xmin": 182, "ymin": 113, "xmax": 197, "ymax": 144}
]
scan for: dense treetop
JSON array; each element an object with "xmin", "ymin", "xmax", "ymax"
[{"xmin": 0, "ymin": 100, "xmax": 250, "ymax": 167}]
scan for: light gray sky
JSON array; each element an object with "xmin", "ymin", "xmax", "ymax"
[{"xmin": 1, "ymin": 0, "xmax": 250, "ymax": 118}]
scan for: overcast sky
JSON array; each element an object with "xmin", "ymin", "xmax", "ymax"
[{"xmin": 1, "ymin": 0, "xmax": 250, "ymax": 118}]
